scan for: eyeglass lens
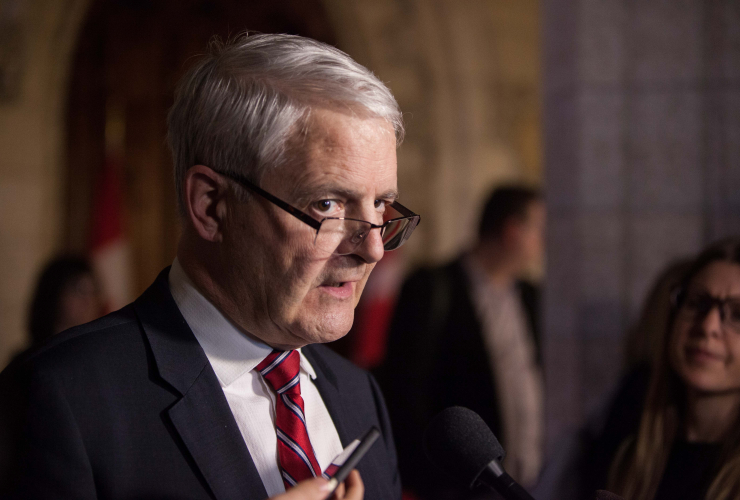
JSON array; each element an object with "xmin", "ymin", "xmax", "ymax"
[
  {"xmin": 681, "ymin": 292, "xmax": 740, "ymax": 330},
  {"xmin": 314, "ymin": 217, "xmax": 418, "ymax": 256}
]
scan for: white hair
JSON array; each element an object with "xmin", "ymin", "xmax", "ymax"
[{"xmin": 168, "ymin": 33, "xmax": 404, "ymax": 213}]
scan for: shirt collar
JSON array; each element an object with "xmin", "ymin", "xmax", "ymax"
[
  {"xmin": 462, "ymin": 252, "xmax": 516, "ymax": 295},
  {"xmin": 168, "ymin": 258, "xmax": 317, "ymax": 386}
]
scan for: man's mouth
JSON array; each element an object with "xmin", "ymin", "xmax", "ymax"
[
  {"xmin": 320, "ymin": 275, "xmax": 363, "ymax": 288},
  {"xmin": 318, "ymin": 280, "xmax": 357, "ymax": 298}
]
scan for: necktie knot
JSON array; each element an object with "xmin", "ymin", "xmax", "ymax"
[{"xmin": 256, "ymin": 350, "xmax": 302, "ymax": 396}]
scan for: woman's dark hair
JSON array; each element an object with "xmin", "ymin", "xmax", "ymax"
[
  {"xmin": 28, "ymin": 256, "xmax": 94, "ymax": 345},
  {"xmin": 675, "ymin": 238, "xmax": 740, "ymax": 303}
]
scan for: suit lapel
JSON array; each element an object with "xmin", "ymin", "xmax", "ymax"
[
  {"xmin": 134, "ymin": 268, "xmax": 268, "ymax": 500},
  {"xmin": 168, "ymin": 373, "xmax": 267, "ymax": 500}
]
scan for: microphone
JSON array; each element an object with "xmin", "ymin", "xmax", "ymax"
[{"xmin": 423, "ymin": 406, "xmax": 535, "ymax": 500}]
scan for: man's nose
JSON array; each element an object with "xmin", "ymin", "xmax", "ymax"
[{"xmin": 354, "ymin": 227, "xmax": 385, "ymax": 263}]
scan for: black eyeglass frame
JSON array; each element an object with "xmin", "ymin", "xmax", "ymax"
[
  {"xmin": 217, "ymin": 169, "xmax": 420, "ymax": 250},
  {"xmin": 671, "ymin": 286, "xmax": 740, "ymax": 326}
]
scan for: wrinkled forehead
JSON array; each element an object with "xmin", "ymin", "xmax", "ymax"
[
  {"xmin": 688, "ymin": 261, "xmax": 740, "ymax": 297},
  {"xmin": 282, "ymin": 105, "xmax": 396, "ymax": 160},
  {"xmin": 273, "ymin": 108, "xmax": 398, "ymax": 200}
]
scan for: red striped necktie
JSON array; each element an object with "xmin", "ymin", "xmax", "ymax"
[{"xmin": 256, "ymin": 350, "xmax": 321, "ymax": 490}]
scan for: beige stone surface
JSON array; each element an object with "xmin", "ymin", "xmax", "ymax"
[{"xmin": 0, "ymin": 0, "xmax": 91, "ymax": 367}]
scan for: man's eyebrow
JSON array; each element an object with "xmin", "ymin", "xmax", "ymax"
[
  {"xmin": 376, "ymin": 189, "xmax": 400, "ymax": 201},
  {"xmin": 292, "ymin": 184, "xmax": 399, "ymax": 204}
]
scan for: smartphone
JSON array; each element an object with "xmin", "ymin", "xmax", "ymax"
[{"xmin": 322, "ymin": 426, "xmax": 380, "ymax": 497}]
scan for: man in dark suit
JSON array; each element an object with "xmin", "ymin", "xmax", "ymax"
[
  {"xmin": 0, "ymin": 34, "xmax": 419, "ymax": 500},
  {"xmin": 380, "ymin": 186, "xmax": 544, "ymax": 499}
]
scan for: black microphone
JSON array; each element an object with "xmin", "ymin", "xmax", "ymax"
[{"xmin": 423, "ymin": 406, "xmax": 536, "ymax": 500}]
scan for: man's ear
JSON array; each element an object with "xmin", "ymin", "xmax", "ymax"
[{"xmin": 184, "ymin": 165, "xmax": 229, "ymax": 242}]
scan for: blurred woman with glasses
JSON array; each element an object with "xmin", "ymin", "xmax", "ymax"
[{"xmin": 608, "ymin": 238, "xmax": 740, "ymax": 500}]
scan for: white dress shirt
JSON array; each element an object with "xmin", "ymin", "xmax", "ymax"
[
  {"xmin": 462, "ymin": 255, "xmax": 543, "ymax": 488},
  {"xmin": 168, "ymin": 259, "xmax": 344, "ymax": 497}
]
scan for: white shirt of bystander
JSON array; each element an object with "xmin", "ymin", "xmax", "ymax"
[{"xmin": 463, "ymin": 254, "xmax": 544, "ymax": 488}]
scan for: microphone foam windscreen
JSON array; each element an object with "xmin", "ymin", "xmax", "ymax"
[{"xmin": 423, "ymin": 406, "xmax": 506, "ymax": 488}]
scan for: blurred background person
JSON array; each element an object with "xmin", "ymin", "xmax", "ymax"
[
  {"xmin": 26, "ymin": 255, "xmax": 103, "ymax": 347},
  {"xmin": 380, "ymin": 186, "xmax": 545, "ymax": 499},
  {"xmin": 604, "ymin": 238, "xmax": 740, "ymax": 500},
  {"xmin": 582, "ymin": 259, "xmax": 695, "ymax": 493},
  {"xmin": 538, "ymin": 258, "xmax": 694, "ymax": 500},
  {"xmin": 541, "ymin": 242, "xmax": 740, "ymax": 500},
  {"xmin": 547, "ymin": 238, "xmax": 740, "ymax": 500}
]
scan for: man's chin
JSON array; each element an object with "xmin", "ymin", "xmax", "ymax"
[
  {"xmin": 261, "ymin": 320, "xmax": 350, "ymax": 350},
  {"xmin": 311, "ymin": 326, "xmax": 353, "ymax": 345},
  {"xmin": 297, "ymin": 315, "xmax": 354, "ymax": 346}
]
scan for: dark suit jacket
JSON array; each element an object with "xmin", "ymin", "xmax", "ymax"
[
  {"xmin": 0, "ymin": 268, "xmax": 401, "ymax": 500},
  {"xmin": 378, "ymin": 256, "xmax": 539, "ymax": 499}
]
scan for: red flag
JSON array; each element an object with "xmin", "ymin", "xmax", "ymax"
[
  {"xmin": 350, "ymin": 250, "xmax": 404, "ymax": 369},
  {"xmin": 89, "ymin": 105, "xmax": 133, "ymax": 312}
]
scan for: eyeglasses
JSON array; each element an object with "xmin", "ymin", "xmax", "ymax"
[
  {"xmin": 673, "ymin": 289, "xmax": 740, "ymax": 332},
  {"xmin": 217, "ymin": 169, "xmax": 420, "ymax": 256}
]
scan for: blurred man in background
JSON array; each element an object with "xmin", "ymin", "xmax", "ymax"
[{"xmin": 381, "ymin": 186, "xmax": 545, "ymax": 499}]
